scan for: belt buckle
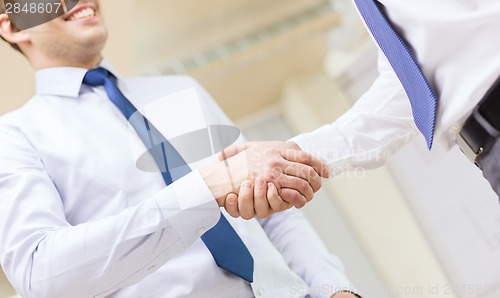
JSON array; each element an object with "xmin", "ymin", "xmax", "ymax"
[{"xmin": 456, "ymin": 132, "xmax": 483, "ymax": 164}]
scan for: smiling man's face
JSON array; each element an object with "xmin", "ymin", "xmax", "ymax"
[{"xmin": 1, "ymin": 0, "xmax": 108, "ymax": 69}]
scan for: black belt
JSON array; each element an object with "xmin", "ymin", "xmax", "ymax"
[{"xmin": 457, "ymin": 75, "xmax": 500, "ymax": 165}]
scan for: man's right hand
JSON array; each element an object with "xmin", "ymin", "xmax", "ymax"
[
  {"xmin": 223, "ymin": 178, "xmax": 292, "ymax": 219},
  {"xmin": 199, "ymin": 141, "xmax": 329, "ymax": 219}
]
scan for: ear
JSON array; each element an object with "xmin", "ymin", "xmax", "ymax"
[{"xmin": 0, "ymin": 13, "xmax": 30, "ymax": 45}]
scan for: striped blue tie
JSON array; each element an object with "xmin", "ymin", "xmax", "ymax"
[
  {"xmin": 83, "ymin": 67, "xmax": 254, "ymax": 282},
  {"xmin": 354, "ymin": 0, "xmax": 438, "ymax": 149}
]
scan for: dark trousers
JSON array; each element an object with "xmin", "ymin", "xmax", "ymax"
[{"xmin": 478, "ymin": 137, "xmax": 500, "ymax": 199}]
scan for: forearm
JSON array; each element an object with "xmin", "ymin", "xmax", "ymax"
[
  {"xmin": 1, "ymin": 172, "xmax": 219, "ymax": 298},
  {"xmin": 290, "ymin": 56, "xmax": 418, "ymax": 174}
]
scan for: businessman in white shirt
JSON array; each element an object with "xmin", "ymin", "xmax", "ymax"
[
  {"xmin": 223, "ymin": 0, "xmax": 500, "ymax": 202},
  {"xmin": 0, "ymin": 0, "xmax": 358, "ymax": 297}
]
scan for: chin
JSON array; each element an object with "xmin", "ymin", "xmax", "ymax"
[{"xmin": 79, "ymin": 30, "xmax": 108, "ymax": 52}]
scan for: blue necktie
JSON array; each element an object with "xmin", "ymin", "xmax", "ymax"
[
  {"xmin": 354, "ymin": 0, "xmax": 438, "ymax": 149},
  {"xmin": 83, "ymin": 67, "xmax": 254, "ymax": 282}
]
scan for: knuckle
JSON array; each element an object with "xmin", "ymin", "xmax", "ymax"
[
  {"xmin": 298, "ymin": 180, "xmax": 310, "ymax": 193},
  {"xmin": 299, "ymin": 151, "xmax": 310, "ymax": 162},
  {"xmin": 309, "ymin": 167, "xmax": 318, "ymax": 179},
  {"xmin": 311, "ymin": 175, "xmax": 321, "ymax": 187},
  {"xmin": 264, "ymin": 173, "xmax": 274, "ymax": 183},
  {"xmin": 269, "ymin": 147, "xmax": 281, "ymax": 155},
  {"xmin": 282, "ymin": 189, "xmax": 306, "ymax": 208},
  {"xmin": 268, "ymin": 159, "xmax": 282, "ymax": 169},
  {"xmin": 288, "ymin": 190, "xmax": 301, "ymax": 204},
  {"xmin": 290, "ymin": 193, "xmax": 306, "ymax": 207},
  {"xmin": 266, "ymin": 172, "xmax": 281, "ymax": 184},
  {"xmin": 272, "ymin": 168, "xmax": 283, "ymax": 179}
]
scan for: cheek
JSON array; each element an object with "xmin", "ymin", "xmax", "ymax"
[
  {"xmin": 32, "ymin": 31, "xmax": 64, "ymax": 50},
  {"xmin": 28, "ymin": 20, "xmax": 66, "ymax": 46},
  {"xmin": 74, "ymin": 24, "xmax": 108, "ymax": 43}
]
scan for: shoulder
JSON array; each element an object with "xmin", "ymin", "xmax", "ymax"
[
  {"xmin": 0, "ymin": 96, "xmax": 40, "ymax": 141},
  {"xmin": 0, "ymin": 95, "xmax": 42, "ymax": 128},
  {"xmin": 0, "ymin": 93, "xmax": 71, "ymax": 141}
]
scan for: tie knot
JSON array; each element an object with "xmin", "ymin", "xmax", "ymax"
[{"xmin": 83, "ymin": 67, "xmax": 111, "ymax": 87}]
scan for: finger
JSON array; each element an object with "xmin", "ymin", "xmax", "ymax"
[
  {"xmin": 224, "ymin": 193, "xmax": 240, "ymax": 218},
  {"xmin": 280, "ymin": 149, "xmax": 330, "ymax": 179},
  {"xmin": 217, "ymin": 142, "xmax": 254, "ymax": 161},
  {"xmin": 282, "ymin": 162, "xmax": 322, "ymax": 192},
  {"xmin": 278, "ymin": 188, "xmax": 307, "ymax": 208},
  {"xmin": 254, "ymin": 177, "xmax": 271, "ymax": 218},
  {"xmin": 238, "ymin": 180, "xmax": 255, "ymax": 220},
  {"xmin": 279, "ymin": 175, "xmax": 314, "ymax": 202},
  {"xmin": 267, "ymin": 183, "xmax": 290, "ymax": 213}
]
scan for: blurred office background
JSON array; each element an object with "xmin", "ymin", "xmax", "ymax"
[{"xmin": 1, "ymin": 0, "xmax": 500, "ymax": 297}]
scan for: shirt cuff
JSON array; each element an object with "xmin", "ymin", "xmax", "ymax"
[
  {"xmin": 172, "ymin": 169, "xmax": 218, "ymax": 210},
  {"xmin": 288, "ymin": 135, "xmax": 318, "ymax": 159},
  {"xmin": 157, "ymin": 170, "xmax": 221, "ymax": 247}
]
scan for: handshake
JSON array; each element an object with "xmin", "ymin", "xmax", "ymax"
[{"xmin": 200, "ymin": 141, "xmax": 330, "ymax": 219}]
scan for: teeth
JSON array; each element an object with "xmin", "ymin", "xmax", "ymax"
[{"xmin": 69, "ymin": 8, "xmax": 95, "ymax": 21}]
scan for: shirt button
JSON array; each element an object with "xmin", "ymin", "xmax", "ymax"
[
  {"xmin": 198, "ymin": 227, "xmax": 206, "ymax": 236},
  {"xmin": 148, "ymin": 265, "xmax": 157, "ymax": 272},
  {"xmin": 257, "ymin": 288, "xmax": 264, "ymax": 296}
]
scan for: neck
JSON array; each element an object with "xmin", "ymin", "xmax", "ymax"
[{"xmin": 27, "ymin": 51, "xmax": 103, "ymax": 70}]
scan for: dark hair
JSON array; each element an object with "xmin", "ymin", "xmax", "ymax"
[{"xmin": 0, "ymin": 1, "xmax": 22, "ymax": 53}]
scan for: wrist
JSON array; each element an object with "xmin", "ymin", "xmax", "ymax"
[
  {"xmin": 199, "ymin": 162, "xmax": 231, "ymax": 205},
  {"xmin": 200, "ymin": 159, "xmax": 244, "ymax": 206}
]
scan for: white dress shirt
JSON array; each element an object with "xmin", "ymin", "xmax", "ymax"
[
  {"xmin": 291, "ymin": 0, "xmax": 500, "ymax": 172},
  {"xmin": 0, "ymin": 60, "xmax": 354, "ymax": 298}
]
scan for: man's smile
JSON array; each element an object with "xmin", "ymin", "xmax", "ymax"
[{"xmin": 63, "ymin": 4, "xmax": 97, "ymax": 22}]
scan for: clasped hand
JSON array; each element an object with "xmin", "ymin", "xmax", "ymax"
[{"xmin": 200, "ymin": 141, "xmax": 329, "ymax": 219}]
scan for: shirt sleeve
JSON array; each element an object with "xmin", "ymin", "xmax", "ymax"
[
  {"xmin": 0, "ymin": 126, "xmax": 220, "ymax": 298},
  {"xmin": 258, "ymin": 209, "xmax": 357, "ymax": 298},
  {"xmin": 289, "ymin": 52, "xmax": 419, "ymax": 174}
]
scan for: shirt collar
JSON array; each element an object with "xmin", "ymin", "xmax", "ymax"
[{"xmin": 35, "ymin": 59, "xmax": 121, "ymax": 98}]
